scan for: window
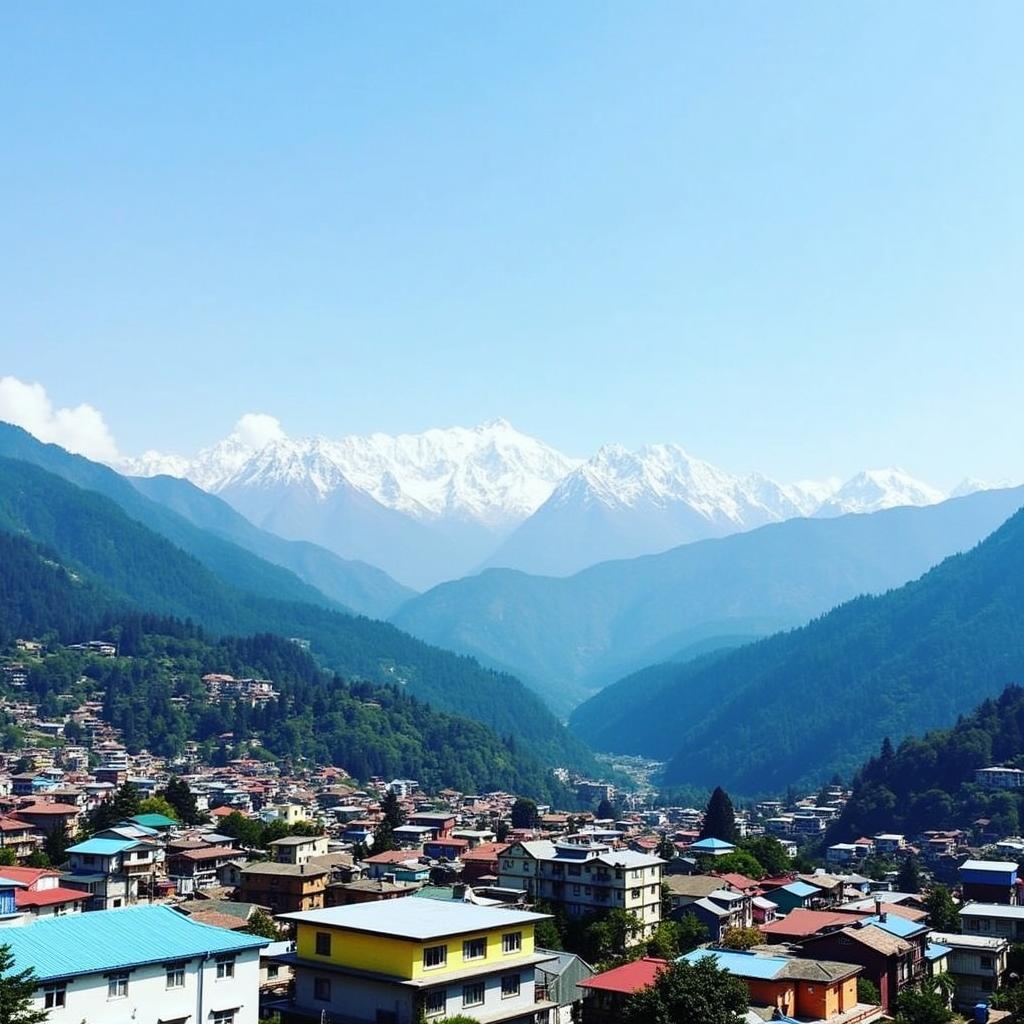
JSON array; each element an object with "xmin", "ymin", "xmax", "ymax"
[
  {"xmin": 981, "ymin": 956, "xmax": 994, "ymax": 969},
  {"xmin": 108, "ymin": 972, "xmax": 129, "ymax": 999},
  {"xmin": 216, "ymin": 957, "xmax": 235, "ymax": 979},
  {"xmin": 268, "ymin": 965, "xmax": 279, "ymax": 980},
  {"xmin": 424, "ymin": 944, "xmax": 447, "ymax": 969},
  {"xmin": 502, "ymin": 932, "xmax": 522, "ymax": 954},
  {"xmin": 502, "ymin": 974, "xmax": 521, "ymax": 998},
  {"xmin": 463, "ymin": 937, "xmax": 487, "ymax": 960},
  {"xmin": 968, "ymin": 919, "xmax": 980, "ymax": 931},
  {"xmin": 631, "ymin": 888, "xmax": 641, "ymax": 899},
  {"xmin": 463, "ymin": 982, "xmax": 485, "ymax": 1007},
  {"xmin": 314, "ymin": 977, "xmax": 331, "ymax": 1001},
  {"xmin": 44, "ymin": 983, "xmax": 66, "ymax": 1009},
  {"xmin": 425, "ymin": 989, "xmax": 447, "ymax": 1016},
  {"xmin": 572, "ymin": 884, "xmax": 581, "ymax": 896},
  {"xmin": 568, "ymin": 865, "xmax": 581, "ymax": 876},
  {"xmin": 166, "ymin": 963, "xmax": 186, "ymax": 989},
  {"xmin": 315, "ymin": 931, "xmax": 332, "ymax": 956},
  {"xmin": 213, "ymin": 1012, "xmax": 236, "ymax": 1024},
  {"xmin": 503, "ymin": 859, "xmax": 513, "ymax": 869}
]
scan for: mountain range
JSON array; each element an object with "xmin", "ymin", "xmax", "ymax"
[
  {"xmin": 117, "ymin": 418, "xmax": 1001, "ymax": 587},
  {"xmin": 569, "ymin": 497, "xmax": 1024, "ymax": 794},
  {"xmin": 393, "ymin": 486, "xmax": 1024, "ymax": 712}
]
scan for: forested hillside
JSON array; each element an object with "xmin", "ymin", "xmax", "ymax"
[
  {"xmin": 0, "ymin": 533, "xmax": 573, "ymax": 800},
  {"xmin": 828, "ymin": 686, "xmax": 1024, "ymax": 841},
  {"xmin": 572, "ymin": 505, "xmax": 1024, "ymax": 794},
  {"xmin": 395, "ymin": 487, "xmax": 1024, "ymax": 712},
  {"xmin": 0, "ymin": 454, "xmax": 598, "ymax": 774}
]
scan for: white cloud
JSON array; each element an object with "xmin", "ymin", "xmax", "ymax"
[
  {"xmin": 231, "ymin": 412, "xmax": 286, "ymax": 449},
  {"xmin": 0, "ymin": 376, "xmax": 121, "ymax": 464}
]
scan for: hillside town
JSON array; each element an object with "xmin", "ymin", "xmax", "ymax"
[{"xmin": 2, "ymin": 641, "xmax": 1024, "ymax": 1024}]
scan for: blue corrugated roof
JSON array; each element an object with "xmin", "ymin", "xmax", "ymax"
[
  {"xmin": 67, "ymin": 837, "xmax": 141, "ymax": 855},
  {"xmin": 926, "ymin": 942, "xmax": 953, "ymax": 961},
  {"xmin": 1, "ymin": 905, "xmax": 267, "ymax": 981},
  {"xmin": 679, "ymin": 948, "xmax": 787, "ymax": 980},
  {"xmin": 781, "ymin": 881, "xmax": 819, "ymax": 897},
  {"xmin": 690, "ymin": 838, "xmax": 736, "ymax": 850},
  {"xmin": 863, "ymin": 913, "xmax": 925, "ymax": 938}
]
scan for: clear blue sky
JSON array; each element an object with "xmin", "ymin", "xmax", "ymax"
[{"xmin": 1, "ymin": 2, "xmax": 1021, "ymax": 486}]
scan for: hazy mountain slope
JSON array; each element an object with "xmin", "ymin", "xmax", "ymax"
[
  {"xmin": 0, "ymin": 452, "xmax": 596, "ymax": 772},
  {"xmin": 0, "ymin": 423, "xmax": 343, "ymax": 612},
  {"xmin": 395, "ymin": 487, "xmax": 1024, "ymax": 712},
  {"xmin": 573, "ymin": 504, "xmax": 1024, "ymax": 795},
  {"xmin": 130, "ymin": 473, "xmax": 413, "ymax": 618}
]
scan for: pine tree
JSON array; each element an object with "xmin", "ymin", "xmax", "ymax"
[
  {"xmin": 381, "ymin": 790, "xmax": 406, "ymax": 830},
  {"xmin": 0, "ymin": 944, "xmax": 47, "ymax": 1024},
  {"xmin": 596, "ymin": 797, "xmax": 615, "ymax": 819},
  {"xmin": 162, "ymin": 777, "xmax": 203, "ymax": 826},
  {"xmin": 700, "ymin": 787, "xmax": 739, "ymax": 843},
  {"xmin": 896, "ymin": 856, "xmax": 923, "ymax": 894}
]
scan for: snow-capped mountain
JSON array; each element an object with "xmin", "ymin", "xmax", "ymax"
[
  {"xmin": 813, "ymin": 468, "xmax": 945, "ymax": 518},
  {"xmin": 121, "ymin": 416, "xmax": 1008, "ymax": 585}
]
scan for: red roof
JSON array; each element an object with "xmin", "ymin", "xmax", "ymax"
[
  {"xmin": 16, "ymin": 887, "xmax": 88, "ymax": 909},
  {"xmin": 760, "ymin": 908, "xmax": 867, "ymax": 939},
  {"xmin": 462, "ymin": 842, "xmax": 511, "ymax": 863},
  {"xmin": 579, "ymin": 957, "xmax": 669, "ymax": 995},
  {"xmin": 715, "ymin": 871, "xmax": 761, "ymax": 891},
  {"xmin": 365, "ymin": 849, "xmax": 423, "ymax": 864},
  {"xmin": 0, "ymin": 867, "xmax": 59, "ymax": 887},
  {"xmin": 14, "ymin": 803, "xmax": 80, "ymax": 816},
  {"xmin": 175, "ymin": 846, "xmax": 239, "ymax": 862},
  {"xmin": 209, "ymin": 806, "xmax": 237, "ymax": 818}
]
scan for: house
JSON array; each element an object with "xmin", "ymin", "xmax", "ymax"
[
  {"xmin": 975, "ymin": 767, "xmax": 1024, "ymax": 790},
  {"xmin": 393, "ymin": 824, "xmax": 435, "ymax": 848},
  {"xmin": 768, "ymin": 880, "xmax": 821, "ymax": 915},
  {"xmin": 801, "ymin": 923, "xmax": 915, "ymax": 1012},
  {"xmin": 268, "ymin": 834, "xmax": 330, "ymax": 865},
  {"xmin": 677, "ymin": 947, "xmax": 871, "ymax": 1022},
  {"xmin": 1, "ymin": 866, "xmax": 88, "ymax": 919},
  {"xmin": 671, "ymin": 888, "xmax": 752, "ymax": 941},
  {"xmin": 0, "ymin": 814, "xmax": 40, "ymax": 861},
  {"xmin": 462, "ymin": 842, "xmax": 511, "ymax": 884},
  {"xmin": 928, "ymin": 932, "xmax": 1009, "ymax": 1009},
  {"xmin": 0, "ymin": 904, "xmax": 266, "ymax": 1023},
  {"xmin": 269, "ymin": 898, "xmax": 558, "ymax": 1024},
  {"xmin": 325, "ymin": 878, "xmax": 421, "ymax": 906},
  {"xmin": 405, "ymin": 812, "xmax": 456, "ymax": 839},
  {"xmin": 424, "ymin": 837, "xmax": 471, "ymax": 861},
  {"xmin": 364, "ymin": 850, "xmax": 432, "ymax": 883},
  {"xmin": 498, "ymin": 838, "xmax": 664, "ymax": 939},
  {"xmin": 0, "ymin": 873, "xmax": 27, "ymax": 925},
  {"xmin": 578, "ymin": 956, "xmax": 668, "ymax": 1024},
  {"xmin": 687, "ymin": 837, "xmax": 736, "ymax": 857},
  {"xmin": 960, "ymin": 860, "xmax": 1019, "ymax": 905},
  {"xmin": 63, "ymin": 837, "xmax": 159, "ymax": 909},
  {"xmin": 238, "ymin": 862, "xmax": 329, "ymax": 915},
  {"xmin": 12, "ymin": 800, "xmax": 80, "ymax": 835},
  {"xmin": 535, "ymin": 948, "xmax": 595, "ymax": 1024},
  {"xmin": 827, "ymin": 842, "xmax": 871, "ymax": 867},
  {"xmin": 127, "ymin": 811, "xmax": 178, "ymax": 832},
  {"xmin": 759, "ymin": 908, "xmax": 867, "ymax": 944},
  {"xmin": 167, "ymin": 846, "xmax": 242, "ymax": 895},
  {"xmin": 753, "ymin": 895, "xmax": 779, "ymax": 925},
  {"xmin": 960, "ymin": 902, "xmax": 1024, "ymax": 942},
  {"xmin": 872, "ymin": 834, "xmax": 906, "ymax": 856}
]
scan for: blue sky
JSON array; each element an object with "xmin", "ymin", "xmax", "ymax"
[{"xmin": 1, "ymin": 2, "xmax": 1021, "ymax": 486}]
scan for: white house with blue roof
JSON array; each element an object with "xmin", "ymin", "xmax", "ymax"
[
  {"xmin": 1, "ymin": 904, "xmax": 266, "ymax": 1023},
  {"xmin": 62, "ymin": 836, "xmax": 160, "ymax": 910}
]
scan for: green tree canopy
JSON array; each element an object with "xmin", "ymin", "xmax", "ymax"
[
  {"xmin": 924, "ymin": 885, "xmax": 959, "ymax": 932},
  {"xmin": 700, "ymin": 787, "xmax": 739, "ymax": 843},
  {"xmin": 0, "ymin": 944, "xmax": 47, "ymax": 1024},
  {"xmin": 510, "ymin": 798, "xmax": 539, "ymax": 830},
  {"xmin": 621, "ymin": 955, "xmax": 748, "ymax": 1024}
]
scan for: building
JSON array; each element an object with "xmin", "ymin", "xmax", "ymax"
[
  {"xmin": 269, "ymin": 834, "xmax": 330, "ymax": 865},
  {"xmin": 1, "ymin": 866, "xmax": 88, "ymax": 919},
  {"xmin": 578, "ymin": 957, "xmax": 668, "ymax": 1024},
  {"xmin": 499, "ymin": 838, "xmax": 664, "ymax": 939},
  {"xmin": 167, "ymin": 846, "xmax": 241, "ymax": 895},
  {"xmin": 63, "ymin": 837, "xmax": 159, "ymax": 909},
  {"xmin": 238, "ymin": 862, "xmax": 328, "ymax": 914},
  {"xmin": 270, "ymin": 898, "xmax": 557, "ymax": 1024},
  {"xmin": 1, "ymin": 904, "xmax": 266, "ymax": 1023},
  {"xmin": 959, "ymin": 859, "xmax": 1019, "ymax": 905},
  {"xmin": 975, "ymin": 767, "xmax": 1024, "ymax": 790},
  {"xmin": 928, "ymin": 932, "xmax": 1010, "ymax": 1008},
  {"xmin": 959, "ymin": 902, "xmax": 1024, "ymax": 942},
  {"xmin": 677, "ymin": 947, "xmax": 869, "ymax": 1022}
]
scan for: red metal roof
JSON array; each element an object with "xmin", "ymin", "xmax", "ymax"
[
  {"xmin": 16, "ymin": 887, "xmax": 88, "ymax": 908},
  {"xmin": 579, "ymin": 957, "xmax": 669, "ymax": 995},
  {"xmin": 760, "ymin": 908, "xmax": 867, "ymax": 938}
]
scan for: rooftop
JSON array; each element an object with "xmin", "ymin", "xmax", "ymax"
[
  {"xmin": 0, "ymin": 905, "xmax": 266, "ymax": 982},
  {"xmin": 579, "ymin": 957, "xmax": 668, "ymax": 994},
  {"xmin": 279, "ymin": 898, "xmax": 549, "ymax": 940},
  {"xmin": 961, "ymin": 859, "xmax": 1018, "ymax": 873},
  {"xmin": 960, "ymin": 902, "xmax": 1024, "ymax": 920}
]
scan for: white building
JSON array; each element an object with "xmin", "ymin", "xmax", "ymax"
[
  {"xmin": 2, "ymin": 904, "xmax": 266, "ymax": 1023},
  {"xmin": 975, "ymin": 767, "xmax": 1024, "ymax": 790}
]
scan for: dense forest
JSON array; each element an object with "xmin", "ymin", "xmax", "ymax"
[
  {"xmin": 571, "ymin": 500, "xmax": 1024, "ymax": 795},
  {"xmin": 0, "ymin": 546, "xmax": 574, "ymax": 801},
  {"xmin": 827, "ymin": 685, "xmax": 1024, "ymax": 841},
  {"xmin": 0, "ymin": 451, "xmax": 598, "ymax": 774}
]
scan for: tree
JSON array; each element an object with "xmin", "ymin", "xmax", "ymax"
[
  {"xmin": 43, "ymin": 824, "xmax": 71, "ymax": 865},
  {"xmin": 0, "ymin": 943, "xmax": 48, "ymax": 1024},
  {"xmin": 245, "ymin": 908, "xmax": 281, "ymax": 940},
  {"xmin": 162, "ymin": 777, "xmax": 204, "ymax": 825},
  {"xmin": 218, "ymin": 811, "xmax": 264, "ymax": 850},
  {"xmin": 621, "ymin": 955, "xmax": 747, "ymax": 1024},
  {"xmin": 720, "ymin": 926, "xmax": 762, "ymax": 950},
  {"xmin": 656, "ymin": 832, "xmax": 677, "ymax": 861},
  {"xmin": 372, "ymin": 819, "xmax": 397, "ymax": 854},
  {"xmin": 596, "ymin": 797, "xmax": 615, "ymax": 820},
  {"xmin": 510, "ymin": 798, "xmax": 539, "ymax": 830},
  {"xmin": 495, "ymin": 819, "xmax": 510, "ymax": 842},
  {"xmin": 894, "ymin": 986, "xmax": 953, "ymax": 1024},
  {"xmin": 381, "ymin": 790, "xmax": 405, "ymax": 830},
  {"xmin": 739, "ymin": 836, "xmax": 791, "ymax": 876},
  {"xmin": 111, "ymin": 781, "xmax": 142, "ymax": 821},
  {"xmin": 924, "ymin": 885, "xmax": 960, "ymax": 932},
  {"xmin": 896, "ymin": 856, "xmax": 923, "ymax": 894},
  {"xmin": 702, "ymin": 849, "xmax": 765, "ymax": 880},
  {"xmin": 857, "ymin": 978, "xmax": 881, "ymax": 1004},
  {"xmin": 0, "ymin": 849, "xmax": 14, "ymax": 867},
  {"xmin": 137, "ymin": 795, "xmax": 178, "ymax": 821},
  {"xmin": 700, "ymin": 787, "xmax": 739, "ymax": 843}
]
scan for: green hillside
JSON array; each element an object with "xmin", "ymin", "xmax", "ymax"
[
  {"xmin": 0, "ymin": 534, "xmax": 568, "ymax": 799},
  {"xmin": 572, "ymin": 505, "xmax": 1024, "ymax": 794},
  {"xmin": 827, "ymin": 685, "xmax": 1024, "ymax": 841},
  {"xmin": 0, "ymin": 453, "xmax": 598, "ymax": 774},
  {"xmin": 131, "ymin": 473, "xmax": 413, "ymax": 618},
  {"xmin": 394, "ymin": 488, "xmax": 1024, "ymax": 713}
]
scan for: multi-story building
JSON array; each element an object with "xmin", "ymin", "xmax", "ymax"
[
  {"xmin": 238, "ymin": 862, "xmax": 329, "ymax": 914},
  {"xmin": 269, "ymin": 834, "xmax": 330, "ymax": 865},
  {"xmin": 959, "ymin": 859, "xmax": 1019, "ymax": 905},
  {"xmin": 960, "ymin": 902, "xmax": 1024, "ymax": 942},
  {"xmin": 498, "ymin": 838, "xmax": 664, "ymax": 939},
  {"xmin": 929, "ymin": 932, "xmax": 1010, "ymax": 1008},
  {"xmin": 270, "ymin": 898, "xmax": 557, "ymax": 1024},
  {"xmin": 63, "ymin": 837, "xmax": 159, "ymax": 909},
  {"xmin": 1, "ymin": 904, "xmax": 266, "ymax": 1023}
]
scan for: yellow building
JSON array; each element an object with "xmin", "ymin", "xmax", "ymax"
[{"xmin": 271, "ymin": 898, "xmax": 559, "ymax": 1023}]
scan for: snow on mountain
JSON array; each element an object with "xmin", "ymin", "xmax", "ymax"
[
  {"xmin": 950, "ymin": 476, "xmax": 1018, "ymax": 499},
  {"xmin": 813, "ymin": 468, "xmax": 945, "ymax": 518}
]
